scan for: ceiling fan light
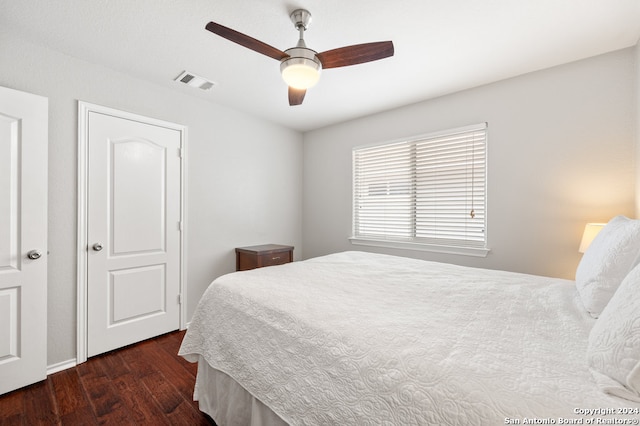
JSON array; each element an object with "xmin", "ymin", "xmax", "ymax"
[{"xmin": 281, "ymin": 56, "xmax": 321, "ymax": 90}]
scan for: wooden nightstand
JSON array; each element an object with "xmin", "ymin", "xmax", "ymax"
[{"xmin": 235, "ymin": 244, "xmax": 294, "ymax": 271}]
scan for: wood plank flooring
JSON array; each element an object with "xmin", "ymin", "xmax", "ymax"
[{"xmin": 0, "ymin": 330, "xmax": 215, "ymax": 425}]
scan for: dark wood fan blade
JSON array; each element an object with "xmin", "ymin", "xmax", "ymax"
[
  {"xmin": 205, "ymin": 22, "xmax": 289, "ymax": 61},
  {"xmin": 288, "ymin": 87, "xmax": 306, "ymax": 106},
  {"xmin": 316, "ymin": 41, "xmax": 394, "ymax": 69}
]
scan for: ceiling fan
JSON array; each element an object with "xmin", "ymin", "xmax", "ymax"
[{"xmin": 205, "ymin": 9, "xmax": 394, "ymax": 106}]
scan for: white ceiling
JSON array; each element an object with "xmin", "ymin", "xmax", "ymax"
[{"xmin": 3, "ymin": 1, "xmax": 640, "ymax": 132}]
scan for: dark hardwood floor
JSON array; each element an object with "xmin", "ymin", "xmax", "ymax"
[{"xmin": 0, "ymin": 330, "xmax": 215, "ymax": 425}]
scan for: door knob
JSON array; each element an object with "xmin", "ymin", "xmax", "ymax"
[
  {"xmin": 92, "ymin": 243, "xmax": 104, "ymax": 252},
  {"xmin": 27, "ymin": 250, "xmax": 42, "ymax": 260}
]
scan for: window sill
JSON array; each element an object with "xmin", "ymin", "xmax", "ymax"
[{"xmin": 349, "ymin": 237, "xmax": 490, "ymax": 258}]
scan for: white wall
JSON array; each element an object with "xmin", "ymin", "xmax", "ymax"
[
  {"xmin": 0, "ymin": 32, "xmax": 303, "ymax": 366},
  {"xmin": 303, "ymin": 48, "xmax": 636, "ymax": 280}
]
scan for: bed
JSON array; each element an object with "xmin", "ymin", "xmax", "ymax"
[{"xmin": 179, "ymin": 218, "xmax": 640, "ymax": 425}]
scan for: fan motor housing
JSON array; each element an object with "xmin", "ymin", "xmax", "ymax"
[{"xmin": 280, "ymin": 47, "xmax": 322, "ymax": 89}]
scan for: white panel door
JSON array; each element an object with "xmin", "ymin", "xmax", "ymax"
[
  {"xmin": 86, "ymin": 108, "xmax": 182, "ymax": 357},
  {"xmin": 0, "ymin": 86, "xmax": 48, "ymax": 395}
]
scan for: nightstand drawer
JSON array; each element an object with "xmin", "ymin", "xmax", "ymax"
[
  {"xmin": 235, "ymin": 244, "xmax": 294, "ymax": 271},
  {"xmin": 258, "ymin": 252, "xmax": 290, "ymax": 267}
]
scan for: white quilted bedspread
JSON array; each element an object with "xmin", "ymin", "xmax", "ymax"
[{"xmin": 179, "ymin": 251, "xmax": 640, "ymax": 425}]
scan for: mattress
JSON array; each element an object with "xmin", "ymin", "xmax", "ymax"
[{"xmin": 179, "ymin": 251, "xmax": 640, "ymax": 425}]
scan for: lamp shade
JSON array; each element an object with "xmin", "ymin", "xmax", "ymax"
[{"xmin": 579, "ymin": 223, "xmax": 606, "ymax": 253}]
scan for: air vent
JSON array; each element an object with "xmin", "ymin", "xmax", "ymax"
[{"xmin": 174, "ymin": 71, "xmax": 216, "ymax": 91}]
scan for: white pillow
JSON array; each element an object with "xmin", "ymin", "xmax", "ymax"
[
  {"xmin": 587, "ymin": 262, "xmax": 640, "ymax": 402},
  {"xmin": 575, "ymin": 215, "xmax": 640, "ymax": 317}
]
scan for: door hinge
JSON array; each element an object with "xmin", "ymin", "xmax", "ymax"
[
  {"xmin": 178, "ymin": 294, "xmax": 182, "ymax": 304},
  {"xmin": 178, "ymin": 221, "xmax": 183, "ymax": 231},
  {"xmin": 178, "ymin": 147, "xmax": 183, "ymax": 158}
]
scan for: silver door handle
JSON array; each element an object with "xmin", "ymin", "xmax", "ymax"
[
  {"xmin": 92, "ymin": 243, "xmax": 104, "ymax": 252},
  {"xmin": 27, "ymin": 250, "xmax": 42, "ymax": 260}
]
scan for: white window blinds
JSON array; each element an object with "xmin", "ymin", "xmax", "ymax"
[{"xmin": 352, "ymin": 123, "xmax": 487, "ymax": 250}]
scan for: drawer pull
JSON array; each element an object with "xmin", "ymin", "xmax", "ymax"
[{"xmin": 272, "ymin": 256, "xmax": 281, "ymax": 260}]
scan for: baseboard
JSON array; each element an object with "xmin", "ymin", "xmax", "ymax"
[
  {"xmin": 47, "ymin": 358, "xmax": 77, "ymax": 375},
  {"xmin": 46, "ymin": 327, "xmax": 187, "ymax": 376}
]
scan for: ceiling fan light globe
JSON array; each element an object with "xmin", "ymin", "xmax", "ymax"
[
  {"xmin": 280, "ymin": 57, "xmax": 322, "ymax": 90},
  {"xmin": 282, "ymin": 63, "xmax": 320, "ymax": 89}
]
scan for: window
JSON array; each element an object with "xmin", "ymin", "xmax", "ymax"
[{"xmin": 351, "ymin": 123, "xmax": 488, "ymax": 256}]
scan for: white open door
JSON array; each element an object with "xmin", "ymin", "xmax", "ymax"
[
  {"xmin": 0, "ymin": 86, "xmax": 48, "ymax": 395},
  {"xmin": 78, "ymin": 103, "xmax": 185, "ymax": 359}
]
